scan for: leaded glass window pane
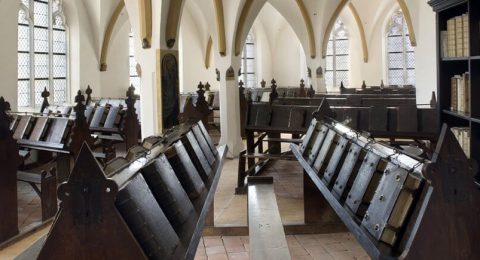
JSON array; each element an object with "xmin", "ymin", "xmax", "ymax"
[
  {"xmin": 325, "ymin": 20, "xmax": 350, "ymax": 90},
  {"xmin": 18, "ymin": 0, "xmax": 68, "ymax": 108},
  {"xmin": 129, "ymin": 30, "xmax": 140, "ymax": 93},
  {"xmin": 386, "ymin": 10, "xmax": 415, "ymax": 86},
  {"xmin": 240, "ymin": 34, "xmax": 256, "ymax": 88}
]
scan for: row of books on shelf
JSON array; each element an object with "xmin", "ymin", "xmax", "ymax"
[
  {"xmin": 451, "ymin": 127, "xmax": 470, "ymax": 159},
  {"xmin": 441, "ymin": 13, "xmax": 469, "ymax": 58},
  {"xmin": 450, "ymin": 72, "xmax": 470, "ymax": 113}
]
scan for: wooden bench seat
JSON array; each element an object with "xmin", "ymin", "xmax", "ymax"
[
  {"xmin": 16, "ymin": 170, "xmax": 57, "ymax": 221},
  {"xmin": 248, "ymin": 177, "xmax": 291, "ymax": 260}
]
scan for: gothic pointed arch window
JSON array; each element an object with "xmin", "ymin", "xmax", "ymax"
[
  {"xmin": 325, "ymin": 20, "xmax": 350, "ymax": 90},
  {"xmin": 129, "ymin": 29, "xmax": 140, "ymax": 93},
  {"xmin": 386, "ymin": 10, "xmax": 415, "ymax": 86},
  {"xmin": 17, "ymin": 0, "xmax": 68, "ymax": 108},
  {"xmin": 240, "ymin": 34, "xmax": 256, "ymax": 88}
]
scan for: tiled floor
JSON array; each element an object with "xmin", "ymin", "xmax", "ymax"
[
  {"xmin": 196, "ymin": 234, "xmax": 369, "ymax": 260},
  {"xmin": 1, "ymin": 133, "xmax": 369, "ymax": 259}
]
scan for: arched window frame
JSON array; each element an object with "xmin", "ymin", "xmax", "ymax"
[
  {"xmin": 17, "ymin": 0, "xmax": 69, "ymax": 108},
  {"xmin": 129, "ymin": 29, "xmax": 140, "ymax": 94},
  {"xmin": 240, "ymin": 34, "xmax": 256, "ymax": 88},
  {"xmin": 325, "ymin": 20, "xmax": 350, "ymax": 90},
  {"xmin": 386, "ymin": 10, "xmax": 415, "ymax": 86}
]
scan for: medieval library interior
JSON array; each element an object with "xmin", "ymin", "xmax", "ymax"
[{"xmin": 0, "ymin": 0, "xmax": 479, "ymax": 259}]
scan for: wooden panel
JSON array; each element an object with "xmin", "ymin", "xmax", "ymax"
[
  {"xmin": 368, "ymin": 107, "xmax": 388, "ymax": 132},
  {"xmin": 345, "ymin": 152, "xmax": 381, "ymax": 214},
  {"xmin": 397, "ymin": 105, "xmax": 418, "ymax": 132},
  {"xmin": 361, "ymin": 163, "xmax": 417, "ymax": 245},
  {"xmin": 300, "ymin": 118, "xmax": 318, "ymax": 154},
  {"xmin": 184, "ymin": 133, "xmax": 212, "ymax": 178},
  {"xmin": 44, "ymin": 118, "xmax": 70, "ymax": 144},
  {"xmin": 270, "ymin": 106, "xmax": 292, "ymax": 129},
  {"xmin": 197, "ymin": 120, "xmax": 217, "ymax": 155},
  {"xmin": 248, "ymin": 177, "xmax": 291, "ymax": 260},
  {"xmin": 90, "ymin": 106, "xmax": 106, "ymax": 128},
  {"xmin": 332, "ymin": 143, "xmax": 362, "ymax": 199},
  {"xmin": 306, "ymin": 125, "xmax": 329, "ymax": 165},
  {"xmin": 288, "ymin": 107, "xmax": 307, "ymax": 131},
  {"xmin": 192, "ymin": 125, "xmax": 216, "ymax": 166},
  {"xmin": 312, "ymin": 130, "xmax": 336, "ymax": 172},
  {"xmin": 141, "ymin": 154, "xmax": 197, "ymax": 235},
  {"xmin": 116, "ymin": 173, "xmax": 182, "ymax": 259},
  {"xmin": 13, "ymin": 115, "xmax": 32, "ymax": 140},
  {"xmin": 29, "ymin": 117, "xmax": 49, "ymax": 141},
  {"xmin": 323, "ymin": 137, "xmax": 350, "ymax": 185},
  {"xmin": 104, "ymin": 106, "xmax": 121, "ymax": 128}
]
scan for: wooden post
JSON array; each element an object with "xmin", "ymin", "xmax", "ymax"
[
  {"xmin": 260, "ymin": 79, "xmax": 266, "ymax": 88},
  {"xmin": 239, "ymin": 81, "xmax": 247, "ymax": 138},
  {"xmin": 40, "ymin": 87, "xmax": 50, "ymax": 113},
  {"xmin": 0, "ymin": 97, "xmax": 19, "ymax": 243},
  {"xmin": 430, "ymin": 91, "xmax": 437, "ymax": 108},
  {"xmin": 307, "ymin": 85, "xmax": 315, "ymax": 98},
  {"xmin": 85, "ymin": 85, "xmax": 93, "ymax": 106},
  {"xmin": 70, "ymin": 91, "xmax": 94, "ymax": 159},
  {"xmin": 299, "ymin": 79, "xmax": 307, "ymax": 97},
  {"xmin": 362, "ymin": 80, "xmax": 367, "ymax": 89},
  {"xmin": 269, "ymin": 79, "xmax": 278, "ymax": 104},
  {"xmin": 123, "ymin": 85, "xmax": 141, "ymax": 150}
]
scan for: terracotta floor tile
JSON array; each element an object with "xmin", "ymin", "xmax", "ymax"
[
  {"xmin": 227, "ymin": 252, "xmax": 249, "ymax": 260},
  {"xmin": 206, "ymin": 246, "xmax": 227, "ymax": 256},
  {"xmin": 204, "ymin": 237, "xmax": 224, "ymax": 248}
]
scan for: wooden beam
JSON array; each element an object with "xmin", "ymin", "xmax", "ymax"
[
  {"xmin": 165, "ymin": 0, "xmax": 183, "ymax": 48},
  {"xmin": 322, "ymin": 0, "xmax": 349, "ymax": 59},
  {"xmin": 99, "ymin": 1, "xmax": 125, "ymax": 71},
  {"xmin": 213, "ymin": 0, "xmax": 226, "ymax": 56},
  {"xmin": 139, "ymin": 0, "xmax": 152, "ymax": 49},
  {"xmin": 205, "ymin": 36, "xmax": 213, "ymax": 69},
  {"xmin": 348, "ymin": 3, "xmax": 369, "ymax": 63},
  {"xmin": 234, "ymin": 0, "xmax": 254, "ymax": 56},
  {"xmin": 295, "ymin": 0, "xmax": 316, "ymax": 59},
  {"xmin": 397, "ymin": 0, "xmax": 417, "ymax": 46}
]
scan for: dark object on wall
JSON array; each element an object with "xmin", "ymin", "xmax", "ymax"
[
  {"xmin": 260, "ymin": 79, "xmax": 266, "ymax": 88},
  {"xmin": 316, "ymin": 66, "xmax": 323, "ymax": 78},
  {"xmin": 226, "ymin": 66, "xmax": 235, "ymax": 80},
  {"xmin": 308, "ymin": 68, "xmax": 312, "ymax": 78},
  {"xmin": 216, "ymin": 69, "xmax": 220, "ymax": 82},
  {"xmin": 161, "ymin": 54, "xmax": 180, "ymax": 129}
]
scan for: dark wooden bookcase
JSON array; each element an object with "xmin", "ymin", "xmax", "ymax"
[{"xmin": 429, "ymin": 0, "xmax": 480, "ymax": 183}]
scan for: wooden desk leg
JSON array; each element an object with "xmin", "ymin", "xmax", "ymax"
[
  {"xmin": 0, "ymin": 139, "xmax": 19, "ymax": 243},
  {"xmin": 303, "ymin": 171, "xmax": 339, "ymax": 225},
  {"xmin": 246, "ymin": 131, "xmax": 255, "ymax": 169},
  {"xmin": 268, "ymin": 133, "xmax": 281, "ymax": 154}
]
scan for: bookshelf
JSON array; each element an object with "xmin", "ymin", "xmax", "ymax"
[{"xmin": 429, "ymin": 0, "xmax": 480, "ymax": 183}]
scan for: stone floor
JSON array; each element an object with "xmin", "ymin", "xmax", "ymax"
[{"xmin": 0, "ymin": 133, "xmax": 369, "ymax": 259}]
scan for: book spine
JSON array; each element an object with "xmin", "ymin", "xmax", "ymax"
[
  {"xmin": 451, "ymin": 76, "xmax": 458, "ymax": 111},
  {"xmin": 447, "ymin": 19, "xmax": 456, "ymax": 57},
  {"xmin": 464, "ymin": 72, "xmax": 470, "ymax": 114},
  {"xmin": 463, "ymin": 14, "xmax": 469, "ymax": 57},
  {"xmin": 455, "ymin": 16, "xmax": 463, "ymax": 57}
]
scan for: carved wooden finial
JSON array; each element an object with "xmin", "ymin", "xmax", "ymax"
[
  {"xmin": 124, "ymin": 85, "xmax": 141, "ymax": 150},
  {"xmin": 430, "ymin": 91, "xmax": 437, "ymax": 108},
  {"xmin": 70, "ymin": 91, "xmax": 93, "ymax": 156},
  {"xmin": 340, "ymin": 81, "xmax": 345, "ymax": 90},
  {"xmin": 0, "ymin": 96, "xmax": 10, "ymax": 116},
  {"xmin": 299, "ymin": 79, "xmax": 307, "ymax": 97},
  {"xmin": 261, "ymin": 79, "xmax": 266, "ymax": 88},
  {"xmin": 380, "ymin": 80, "xmax": 385, "ymax": 88},
  {"xmin": 41, "ymin": 87, "xmax": 50, "ymax": 112},
  {"xmin": 85, "ymin": 85, "xmax": 93, "ymax": 105},
  {"xmin": 362, "ymin": 80, "xmax": 367, "ymax": 89},
  {"xmin": 308, "ymin": 85, "xmax": 315, "ymax": 98},
  {"xmin": 271, "ymin": 79, "xmax": 277, "ymax": 86},
  {"xmin": 205, "ymin": 82, "xmax": 211, "ymax": 91},
  {"xmin": 239, "ymin": 80, "xmax": 244, "ymax": 89},
  {"xmin": 197, "ymin": 82, "xmax": 206, "ymax": 101},
  {"xmin": 269, "ymin": 79, "xmax": 278, "ymax": 103}
]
